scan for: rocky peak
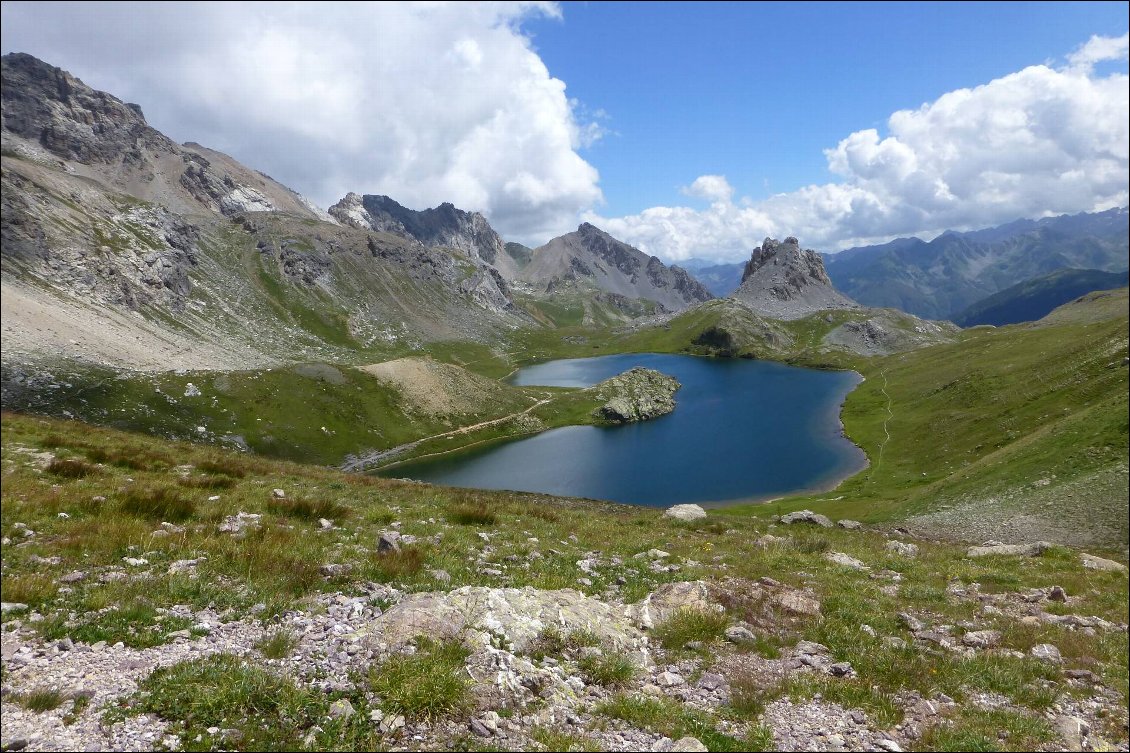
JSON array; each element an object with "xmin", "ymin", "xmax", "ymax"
[
  {"xmin": 519, "ymin": 224, "xmax": 713, "ymax": 311},
  {"xmin": 740, "ymin": 236, "xmax": 834, "ymax": 287},
  {"xmin": 1, "ymin": 52, "xmax": 171, "ymax": 165},
  {"xmin": 732, "ymin": 236, "xmax": 858, "ymax": 320},
  {"xmin": 328, "ymin": 193, "xmax": 508, "ymax": 272}
]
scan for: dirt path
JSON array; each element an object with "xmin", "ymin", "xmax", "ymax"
[{"xmin": 340, "ymin": 397, "xmax": 552, "ymax": 472}]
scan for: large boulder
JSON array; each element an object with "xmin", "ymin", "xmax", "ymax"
[
  {"xmin": 629, "ymin": 581, "xmax": 721, "ymax": 629},
  {"xmin": 1080, "ymin": 553, "xmax": 1127, "ymax": 573},
  {"xmin": 664, "ymin": 504, "xmax": 707, "ymax": 522},
  {"xmin": 366, "ymin": 586, "xmax": 644, "ymax": 654},
  {"xmin": 966, "ymin": 541, "xmax": 1053, "ymax": 558},
  {"xmin": 780, "ymin": 510, "xmax": 833, "ymax": 528}
]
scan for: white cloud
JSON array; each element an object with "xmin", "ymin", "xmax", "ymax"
[
  {"xmin": 0, "ymin": 1, "xmax": 600, "ymax": 244},
  {"xmin": 1067, "ymin": 32, "xmax": 1130, "ymax": 72},
  {"xmin": 682, "ymin": 175, "xmax": 733, "ymax": 203},
  {"xmin": 590, "ymin": 34, "xmax": 1129, "ymax": 262}
]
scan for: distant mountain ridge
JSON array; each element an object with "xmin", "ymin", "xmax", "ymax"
[
  {"xmin": 951, "ymin": 268, "xmax": 1130, "ymax": 327},
  {"xmin": 823, "ymin": 208, "xmax": 1129, "ymax": 320},
  {"xmin": 518, "ymin": 222, "xmax": 713, "ymax": 312}
]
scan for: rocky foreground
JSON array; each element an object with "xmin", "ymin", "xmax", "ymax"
[
  {"xmin": 3, "ymin": 508, "xmax": 1127, "ymax": 752},
  {"xmin": 1, "ymin": 413, "xmax": 1128, "ymax": 752}
]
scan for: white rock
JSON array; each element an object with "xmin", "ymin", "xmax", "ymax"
[{"xmin": 663, "ymin": 504, "xmax": 706, "ymax": 522}]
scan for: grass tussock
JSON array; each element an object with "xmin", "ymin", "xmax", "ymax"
[
  {"xmin": 267, "ymin": 495, "xmax": 351, "ymax": 522},
  {"xmin": 118, "ymin": 485, "xmax": 196, "ymax": 522},
  {"xmin": 918, "ymin": 708, "xmax": 1056, "ymax": 752},
  {"xmin": 368, "ymin": 547, "xmax": 426, "ymax": 582},
  {"xmin": 577, "ymin": 651, "xmax": 636, "ymax": 688},
  {"xmin": 1, "ymin": 573, "xmax": 58, "ymax": 607},
  {"xmin": 595, "ymin": 694, "xmax": 771, "ymax": 752},
  {"xmin": 448, "ymin": 502, "xmax": 497, "ymax": 526},
  {"xmin": 256, "ymin": 630, "xmax": 299, "ymax": 660},
  {"xmin": 10, "ymin": 688, "xmax": 67, "ymax": 712},
  {"xmin": 196, "ymin": 458, "xmax": 247, "ymax": 478},
  {"xmin": 525, "ymin": 626, "xmax": 602, "ymax": 661},
  {"xmin": 368, "ymin": 638, "xmax": 472, "ymax": 721},
  {"xmin": 653, "ymin": 608, "xmax": 729, "ymax": 650},
  {"xmin": 132, "ymin": 654, "xmax": 322, "ymax": 750},
  {"xmin": 177, "ymin": 474, "xmax": 237, "ymax": 490},
  {"xmin": 46, "ymin": 458, "xmax": 99, "ymax": 479}
]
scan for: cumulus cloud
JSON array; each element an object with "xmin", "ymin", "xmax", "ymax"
[
  {"xmin": 590, "ymin": 34, "xmax": 1129, "ymax": 262},
  {"xmin": 0, "ymin": 1, "xmax": 602, "ymax": 244}
]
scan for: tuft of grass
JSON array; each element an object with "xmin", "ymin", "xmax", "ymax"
[
  {"xmin": 525, "ymin": 626, "xmax": 603, "ymax": 661},
  {"xmin": 267, "ymin": 495, "xmax": 351, "ymax": 522},
  {"xmin": 368, "ymin": 547, "xmax": 425, "ymax": 582},
  {"xmin": 177, "ymin": 474, "xmax": 237, "ymax": 490},
  {"xmin": 653, "ymin": 608, "xmax": 729, "ymax": 650},
  {"xmin": 256, "ymin": 630, "xmax": 299, "ymax": 660},
  {"xmin": 130, "ymin": 654, "xmax": 321, "ymax": 750},
  {"xmin": 449, "ymin": 503, "xmax": 497, "ymax": 526},
  {"xmin": 10, "ymin": 688, "xmax": 67, "ymax": 712},
  {"xmin": 783, "ymin": 675, "xmax": 901, "ymax": 728},
  {"xmin": 789, "ymin": 534, "xmax": 831, "ymax": 554},
  {"xmin": 729, "ymin": 673, "xmax": 782, "ymax": 719},
  {"xmin": 530, "ymin": 727, "xmax": 600, "ymax": 752},
  {"xmin": 1, "ymin": 573, "xmax": 58, "ymax": 607},
  {"xmin": 595, "ymin": 694, "xmax": 770, "ymax": 752},
  {"xmin": 118, "ymin": 485, "xmax": 196, "ymax": 521},
  {"xmin": 46, "ymin": 458, "xmax": 99, "ymax": 479},
  {"xmin": 196, "ymin": 459, "xmax": 247, "ymax": 478},
  {"xmin": 577, "ymin": 651, "xmax": 636, "ymax": 688},
  {"xmin": 368, "ymin": 638, "xmax": 472, "ymax": 721},
  {"xmin": 918, "ymin": 708, "xmax": 1056, "ymax": 752}
]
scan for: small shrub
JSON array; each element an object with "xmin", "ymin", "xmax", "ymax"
[
  {"xmin": 267, "ymin": 495, "xmax": 350, "ymax": 521},
  {"xmin": 368, "ymin": 638, "xmax": 472, "ymax": 720},
  {"xmin": 256, "ymin": 630, "xmax": 298, "ymax": 660},
  {"xmin": 653, "ymin": 608, "xmax": 729, "ymax": 650},
  {"xmin": 11, "ymin": 688, "xmax": 66, "ymax": 712},
  {"xmin": 46, "ymin": 458, "xmax": 99, "ymax": 479},
  {"xmin": 119, "ymin": 486, "xmax": 196, "ymax": 522},
  {"xmin": 449, "ymin": 503, "xmax": 497, "ymax": 526},
  {"xmin": 577, "ymin": 651, "xmax": 636, "ymax": 688}
]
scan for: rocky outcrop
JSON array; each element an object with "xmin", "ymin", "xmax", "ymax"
[
  {"xmin": 328, "ymin": 193, "xmax": 515, "ymax": 277},
  {"xmin": 822, "ymin": 310, "xmax": 958, "ymax": 356},
  {"xmin": 731, "ymin": 236, "xmax": 858, "ymax": 320},
  {"xmin": 589, "ymin": 368, "xmax": 680, "ymax": 423},
  {"xmin": 520, "ymin": 223, "xmax": 714, "ymax": 312}
]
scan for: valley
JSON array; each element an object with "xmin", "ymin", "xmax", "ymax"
[{"xmin": 1, "ymin": 48, "xmax": 1128, "ymax": 753}]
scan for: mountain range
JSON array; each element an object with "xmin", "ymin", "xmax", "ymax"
[{"xmin": 824, "ymin": 209, "xmax": 1129, "ymax": 320}]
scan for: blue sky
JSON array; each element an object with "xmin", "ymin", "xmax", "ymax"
[
  {"xmin": 2, "ymin": 2, "xmax": 1128, "ymax": 260},
  {"xmin": 524, "ymin": 1, "xmax": 1129, "ymax": 218}
]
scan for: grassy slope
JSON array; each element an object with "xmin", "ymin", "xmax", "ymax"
[{"xmin": 735, "ymin": 289, "xmax": 1129, "ymax": 548}]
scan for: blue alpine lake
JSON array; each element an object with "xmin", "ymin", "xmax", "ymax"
[{"xmin": 380, "ymin": 353, "xmax": 867, "ymax": 507}]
